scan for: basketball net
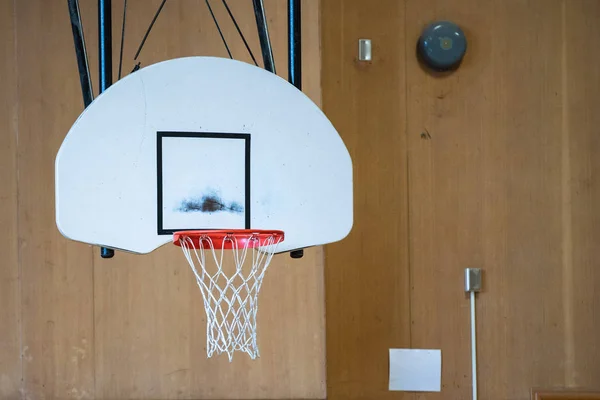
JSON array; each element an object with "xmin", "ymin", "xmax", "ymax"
[{"xmin": 177, "ymin": 231, "xmax": 283, "ymax": 361}]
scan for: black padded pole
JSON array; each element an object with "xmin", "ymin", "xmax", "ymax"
[
  {"xmin": 288, "ymin": 0, "xmax": 301, "ymax": 89},
  {"xmin": 98, "ymin": 0, "xmax": 115, "ymax": 258},
  {"xmin": 288, "ymin": 0, "xmax": 304, "ymax": 259},
  {"xmin": 99, "ymin": 0, "xmax": 112, "ymax": 91}
]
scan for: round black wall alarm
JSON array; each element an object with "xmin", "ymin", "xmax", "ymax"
[{"xmin": 417, "ymin": 21, "xmax": 467, "ymax": 71}]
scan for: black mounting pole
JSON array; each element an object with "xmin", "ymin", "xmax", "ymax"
[
  {"xmin": 98, "ymin": 0, "xmax": 115, "ymax": 259},
  {"xmin": 252, "ymin": 0, "xmax": 275, "ymax": 73},
  {"xmin": 99, "ymin": 0, "xmax": 112, "ymax": 91},
  {"xmin": 288, "ymin": 0, "xmax": 303, "ymax": 260},
  {"xmin": 68, "ymin": 0, "xmax": 94, "ymax": 108},
  {"xmin": 288, "ymin": 0, "xmax": 301, "ymax": 90}
]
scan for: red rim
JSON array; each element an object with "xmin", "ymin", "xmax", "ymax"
[{"xmin": 173, "ymin": 229, "xmax": 285, "ymax": 249}]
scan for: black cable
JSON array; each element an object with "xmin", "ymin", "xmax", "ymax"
[
  {"xmin": 118, "ymin": 0, "xmax": 128, "ymax": 79},
  {"xmin": 133, "ymin": 0, "xmax": 168, "ymax": 60},
  {"xmin": 221, "ymin": 0, "xmax": 258, "ymax": 66},
  {"xmin": 206, "ymin": 0, "xmax": 232, "ymax": 59}
]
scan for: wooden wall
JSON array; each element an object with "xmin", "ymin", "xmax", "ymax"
[
  {"xmin": 0, "ymin": 0, "xmax": 19, "ymax": 398},
  {"xmin": 0, "ymin": 1, "xmax": 324, "ymax": 399},
  {"xmin": 323, "ymin": 1, "xmax": 600, "ymax": 400}
]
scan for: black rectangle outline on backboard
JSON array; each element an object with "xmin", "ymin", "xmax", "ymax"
[{"xmin": 156, "ymin": 131, "xmax": 251, "ymax": 235}]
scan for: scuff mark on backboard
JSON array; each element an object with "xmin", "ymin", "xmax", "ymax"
[{"xmin": 176, "ymin": 190, "xmax": 243, "ymax": 214}]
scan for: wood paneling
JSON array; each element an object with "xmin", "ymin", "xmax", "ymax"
[
  {"xmin": 0, "ymin": 1, "xmax": 20, "ymax": 398},
  {"xmin": 533, "ymin": 390, "xmax": 600, "ymax": 400},
  {"xmin": 564, "ymin": 1, "xmax": 600, "ymax": 389},
  {"xmin": 407, "ymin": 1, "xmax": 566, "ymax": 399},
  {"xmin": 322, "ymin": 1, "xmax": 410, "ymax": 399},
  {"xmin": 323, "ymin": 1, "xmax": 600, "ymax": 400},
  {"xmin": 16, "ymin": 1, "xmax": 97, "ymax": 398},
  {"xmin": 405, "ymin": 1, "xmax": 600, "ymax": 398}
]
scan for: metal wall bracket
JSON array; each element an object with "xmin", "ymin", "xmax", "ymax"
[
  {"xmin": 358, "ymin": 39, "xmax": 372, "ymax": 61},
  {"xmin": 465, "ymin": 268, "xmax": 482, "ymax": 292}
]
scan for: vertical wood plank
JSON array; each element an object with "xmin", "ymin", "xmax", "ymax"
[
  {"xmin": 16, "ymin": 0, "xmax": 96, "ymax": 399},
  {"xmin": 0, "ymin": 0, "xmax": 21, "ymax": 398},
  {"xmin": 322, "ymin": 1, "xmax": 411, "ymax": 399},
  {"xmin": 92, "ymin": 1, "xmax": 326, "ymax": 398},
  {"xmin": 406, "ymin": 1, "xmax": 566, "ymax": 399},
  {"xmin": 564, "ymin": 0, "xmax": 600, "ymax": 390},
  {"xmin": 406, "ymin": 3, "xmax": 489, "ymax": 397}
]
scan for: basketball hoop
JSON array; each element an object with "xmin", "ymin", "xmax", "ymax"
[{"xmin": 173, "ymin": 229, "xmax": 284, "ymax": 361}]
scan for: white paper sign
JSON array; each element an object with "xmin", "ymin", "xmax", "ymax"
[{"xmin": 389, "ymin": 348, "xmax": 442, "ymax": 392}]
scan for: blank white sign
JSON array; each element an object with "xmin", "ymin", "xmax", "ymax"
[{"xmin": 389, "ymin": 348, "xmax": 442, "ymax": 392}]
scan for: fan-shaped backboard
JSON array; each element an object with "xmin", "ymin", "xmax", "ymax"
[{"xmin": 55, "ymin": 57, "xmax": 352, "ymax": 254}]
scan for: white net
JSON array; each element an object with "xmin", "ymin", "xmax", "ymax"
[{"xmin": 178, "ymin": 232, "xmax": 283, "ymax": 361}]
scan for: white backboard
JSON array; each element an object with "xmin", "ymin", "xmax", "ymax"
[{"xmin": 55, "ymin": 57, "xmax": 352, "ymax": 254}]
